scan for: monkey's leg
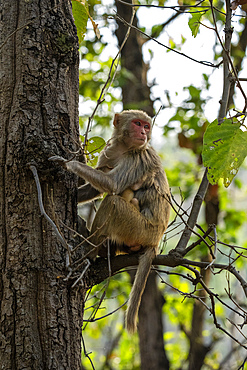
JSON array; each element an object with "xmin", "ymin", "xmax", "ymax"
[
  {"xmin": 90, "ymin": 195, "xmax": 162, "ymax": 249},
  {"xmin": 90, "ymin": 195, "xmax": 165, "ymax": 333},
  {"xmin": 91, "ymin": 195, "xmax": 163, "ymax": 334}
]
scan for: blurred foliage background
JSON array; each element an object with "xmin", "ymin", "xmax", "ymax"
[{"xmin": 72, "ymin": 0, "xmax": 247, "ymax": 368}]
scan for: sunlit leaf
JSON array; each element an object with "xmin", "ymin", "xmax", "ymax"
[
  {"xmin": 202, "ymin": 118, "xmax": 247, "ymax": 187},
  {"xmin": 168, "ymin": 37, "xmax": 176, "ymax": 50},
  {"xmin": 188, "ymin": 12, "xmax": 203, "ymax": 37},
  {"xmin": 72, "ymin": 0, "xmax": 88, "ymax": 44},
  {"xmin": 151, "ymin": 24, "xmax": 164, "ymax": 38},
  {"xmin": 81, "ymin": 136, "xmax": 106, "ymax": 166}
]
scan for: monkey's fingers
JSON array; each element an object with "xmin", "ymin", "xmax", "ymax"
[{"xmin": 49, "ymin": 155, "xmax": 67, "ymax": 168}]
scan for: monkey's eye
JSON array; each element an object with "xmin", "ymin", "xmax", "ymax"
[
  {"xmin": 134, "ymin": 121, "xmax": 141, "ymax": 126},
  {"xmin": 133, "ymin": 119, "xmax": 150, "ymax": 130}
]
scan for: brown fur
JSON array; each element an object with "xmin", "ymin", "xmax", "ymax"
[{"xmin": 51, "ymin": 110, "xmax": 170, "ymax": 333}]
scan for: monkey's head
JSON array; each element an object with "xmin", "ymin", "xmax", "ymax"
[{"xmin": 113, "ymin": 110, "xmax": 152, "ymax": 150}]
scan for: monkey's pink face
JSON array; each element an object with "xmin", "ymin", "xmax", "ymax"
[{"xmin": 128, "ymin": 119, "xmax": 151, "ymax": 148}]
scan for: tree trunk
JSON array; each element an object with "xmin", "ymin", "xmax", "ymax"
[
  {"xmin": 115, "ymin": 0, "xmax": 153, "ymax": 116},
  {"xmin": 188, "ymin": 265, "xmax": 212, "ymax": 370},
  {"xmin": 138, "ymin": 272, "xmax": 170, "ymax": 370},
  {"xmin": 0, "ymin": 1, "xmax": 84, "ymax": 369}
]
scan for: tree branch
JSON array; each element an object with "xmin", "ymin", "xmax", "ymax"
[
  {"xmin": 174, "ymin": 169, "xmax": 209, "ymax": 254},
  {"xmin": 114, "ymin": 12, "xmax": 222, "ymax": 68}
]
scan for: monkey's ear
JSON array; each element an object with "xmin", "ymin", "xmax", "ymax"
[{"xmin": 113, "ymin": 113, "xmax": 120, "ymax": 127}]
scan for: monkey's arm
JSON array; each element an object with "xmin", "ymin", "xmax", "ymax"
[
  {"xmin": 49, "ymin": 156, "xmax": 116, "ymax": 194},
  {"xmin": 78, "ymin": 183, "xmax": 102, "ymax": 203}
]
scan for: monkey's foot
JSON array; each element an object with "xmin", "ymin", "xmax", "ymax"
[{"xmin": 129, "ymin": 244, "xmax": 142, "ymax": 252}]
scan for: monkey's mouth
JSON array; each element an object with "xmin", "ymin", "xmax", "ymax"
[{"xmin": 138, "ymin": 138, "xmax": 147, "ymax": 145}]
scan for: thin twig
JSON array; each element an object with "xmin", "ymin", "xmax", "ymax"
[
  {"xmin": 81, "ymin": 336, "xmax": 96, "ymax": 370},
  {"xmin": 209, "ymin": 294, "xmax": 247, "ymax": 349},
  {"xmin": 115, "ymin": 12, "xmax": 222, "ymax": 68},
  {"xmin": 182, "ymin": 225, "xmax": 214, "ymax": 256},
  {"xmin": 29, "ymin": 164, "xmax": 73, "ymax": 267},
  {"xmin": 71, "ymin": 259, "xmax": 91, "ymax": 287},
  {"xmin": 210, "ymin": 0, "xmax": 247, "ymax": 117},
  {"xmin": 175, "ymin": 169, "xmax": 209, "ymax": 254},
  {"xmin": 84, "ymin": 300, "xmax": 128, "ymax": 322},
  {"xmin": 116, "ymin": 0, "xmax": 209, "ymax": 10}
]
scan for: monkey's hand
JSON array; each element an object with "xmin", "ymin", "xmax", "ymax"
[{"xmin": 49, "ymin": 155, "xmax": 68, "ymax": 168}]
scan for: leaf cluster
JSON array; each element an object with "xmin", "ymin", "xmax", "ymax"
[{"xmin": 202, "ymin": 118, "xmax": 247, "ymax": 187}]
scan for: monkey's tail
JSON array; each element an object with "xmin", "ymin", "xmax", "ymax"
[{"xmin": 125, "ymin": 247, "xmax": 156, "ymax": 334}]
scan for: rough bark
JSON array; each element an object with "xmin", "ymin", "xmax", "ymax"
[{"xmin": 0, "ymin": 1, "xmax": 84, "ymax": 369}]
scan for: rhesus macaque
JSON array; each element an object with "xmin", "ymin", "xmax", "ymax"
[{"xmin": 50, "ymin": 110, "xmax": 170, "ymax": 333}]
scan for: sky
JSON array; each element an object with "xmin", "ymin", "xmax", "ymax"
[
  {"xmin": 82, "ymin": 0, "xmax": 247, "ymax": 131},
  {"xmin": 138, "ymin": 4, "xmax": 246, "ymax": 124}
]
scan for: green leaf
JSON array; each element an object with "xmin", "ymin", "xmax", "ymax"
[
  {"xmin": 151, "ymin": 24, "xmax": 164, "ymax": 38},
  {"xmin": 81, "ymin": 136, "xmax": 106, "ymax": 167},
  {"xmin": 202, "ymin": 118, "xmax": 247, "ymax": 187},
  {"xmin": 188, "ymin": 13, "xmax": 202, "ymax": 37},
  {"xmin": 72, "ymin": 1, "xmax": 88, "ymax": 44},
  {"xmin": 168, "ymin": 37, "xmax": 176, "ymax": 51}
]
